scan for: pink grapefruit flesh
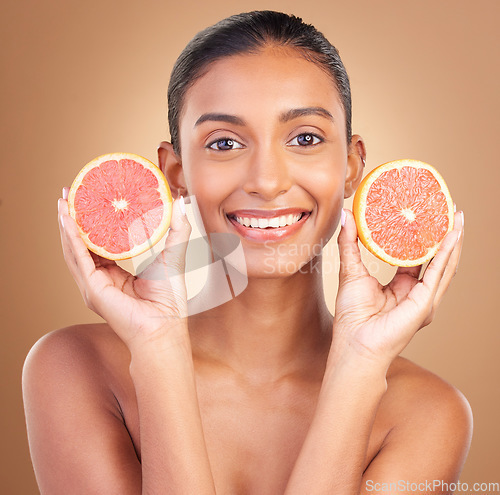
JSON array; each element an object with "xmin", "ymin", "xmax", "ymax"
[
  {"xmin": 68, "ymin": 152, "xmax": 172, "ymax": 260},
  {"xmin": 353, "ymin": 159, "xmax": 454, "ymax": 267}
]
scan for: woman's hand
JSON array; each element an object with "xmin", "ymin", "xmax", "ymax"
[
  {"xmin": 332, "ymin": 207, "xmax": 464, "ymax": 368},
  {"xmin": 57, "ymin": 187, "xmax": 192, "ymax": 349}
]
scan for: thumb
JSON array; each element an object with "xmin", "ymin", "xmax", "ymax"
[
  {"xmin": 337, "ymin": 208, "xmax": 369, "ymax": 286},
  {"xmin": 136, "ymin": 196, "xmax": 192, "ymax": 315},
  {"xmin": 161, "ymin": 195, "xmax": 192, "ymax": 275}
]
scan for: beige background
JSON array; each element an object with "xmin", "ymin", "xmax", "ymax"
[{"xmin": 1, "ymin": 0, "xmax": 499, "ymax": 492}]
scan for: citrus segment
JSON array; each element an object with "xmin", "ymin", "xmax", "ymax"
[
  {"xmin": 68, "ymin": 153, "xmax": 172, "ymax": 260},
  {"xmin": 353, "ymin": 159, "xmax": 454, "ymax": 267}
]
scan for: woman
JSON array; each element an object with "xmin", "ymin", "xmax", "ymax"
[{"xmin": 23, "ymin": 10, "xmax": 471, "ymax": 494}]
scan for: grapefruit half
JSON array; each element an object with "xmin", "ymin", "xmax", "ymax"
[
  {"xmin": 353, "ymin": 159, "xmax": 454, "ymax": 267},
  {"xmin": 68, "ymin": 152, "xmax": 172, "ymax": 260}
]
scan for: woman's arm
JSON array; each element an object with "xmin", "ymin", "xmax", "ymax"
[
  {"xmin": 30, "ymin": 191, "xmax": 217, "ymax": 494},
  {"xmin": 284, "ymin": 208, "xmax": 467, "ymax": 495},
  {"xmin": 284, "ymin": 349, "xmax": 472, "ymax": 495},
  {"xmin": 128, "ymin": 326, "xmax": 216, "ymax": 495},
  {"xmin": 284, "ymin": 348, "xmax": 388, "ymax": 494}
]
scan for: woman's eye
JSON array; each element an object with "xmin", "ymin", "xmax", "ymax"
[
  {"xmin": 207, "ymin": 137, "xmax": 244, "ymax": 151},
  {"xmin": 288, "ymin": 133, "xmax": 323, "ymax": 147}
]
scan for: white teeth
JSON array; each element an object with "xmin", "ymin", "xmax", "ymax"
[{"xmin": 234, "ymin": 213, "xmax": 304, "ymax": 228}]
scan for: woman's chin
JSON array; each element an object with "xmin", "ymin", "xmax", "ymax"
[{"xmin": 242, "ymin": 257, "xmax": 320, "ymax": 279}]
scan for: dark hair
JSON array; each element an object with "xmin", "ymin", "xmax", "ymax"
[{"xmin": 167, "ymin": 10, "xmax": 352, "ymax": 156}]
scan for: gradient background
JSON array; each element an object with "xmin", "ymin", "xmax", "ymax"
[{"xmin": 2, "ymin": 0, "xmax": 499, "ymax": 492}]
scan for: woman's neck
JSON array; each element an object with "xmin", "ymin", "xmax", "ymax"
[{"xmin": 188, "ymin": 255, "xmax": 334, "ymax": 384}]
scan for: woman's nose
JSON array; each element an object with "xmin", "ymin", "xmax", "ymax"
[{"xmin": 243, "ymin": 146, "xmax": 293, "ymax": 200}]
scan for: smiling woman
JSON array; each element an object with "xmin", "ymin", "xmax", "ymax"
[
  {"xmin": 168, "ymin": 41, "xmax": 362, "ymax": 278},
  {"xmin": 23, "ymin": 10, "xmax": 471, "ymax": 495}
]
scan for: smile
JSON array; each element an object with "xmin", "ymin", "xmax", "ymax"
[
  {"xmin": 225, "ymin": 208, "xmax": 312, "ymax": 242},
  {"xmin": 233, "ymin": 213, "xmax": 304, "ymax": 229}
]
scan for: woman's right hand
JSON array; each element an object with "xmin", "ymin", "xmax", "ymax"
[
  {"xmin": 331, "ymin": 207, "xmax": 464, "ymax": 369},
  {"xmin": 58, "ymin": 187, "xmax": 192, "ymax": 349}
]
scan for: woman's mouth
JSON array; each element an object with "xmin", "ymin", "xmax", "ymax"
[{"xmin": 225, "ymin": 208, "xmax": 312, "ymax": 242}]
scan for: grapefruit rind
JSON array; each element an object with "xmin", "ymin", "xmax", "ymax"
[
  {"xmin": 68, "ymin": 152, "xmax": 172, "ymax": 260},
  {"xmin": 353, "ymin": 159, "xmax": 454, "ymax": 267}
]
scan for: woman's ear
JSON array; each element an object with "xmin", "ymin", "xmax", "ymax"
[
  {"xmin": 158, "ymin": 141, "xmax": 188, "ymax": 200},
  {"xmin": 344, "ymin": 134, "xmax": 366, "ymax": 198}
]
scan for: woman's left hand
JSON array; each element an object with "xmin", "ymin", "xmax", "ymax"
[{"xmin": 331, "ymin": 208, "xmax": 464, "ymax": 368}]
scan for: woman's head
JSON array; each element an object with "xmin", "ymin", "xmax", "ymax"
[
  {"xmin": 167, "ymin": 10, "xmax": 352, "ymax": 157},
  {"xmin": 160, "ymin": 11, "xmax": 365, "ymax": 278}
]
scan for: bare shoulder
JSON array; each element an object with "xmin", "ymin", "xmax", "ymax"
[
  {"xmin": 25, "ymin": 322, "xmax": 126, "ymax": 359},
  {"xmin": 366, "ymin": 356, "xmax": 473, "ymax": 482},
  {"xmin": 22, "ymin": 324, "xmax": 141, "ymax": 494},
  {"xmin": 22, "ymin": 322, "xmax": 132, "ymax": 432},
  {"xmin": 22, "ymin": 322, "xmax": 133, "ymax": 418},
  {"xmin": 24, "ymin": 322, "xmax": 128, "ymax": 372},
  {"xmin": 384, "ymin": 355, "xmax": 473, "ymax": 426}
]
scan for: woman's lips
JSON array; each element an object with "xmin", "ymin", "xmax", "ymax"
[{"xmin": 226, "ymin": 211, "xmax": 311, "ymax": 243}]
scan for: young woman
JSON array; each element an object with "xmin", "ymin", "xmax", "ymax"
[{"xmin": 23, "ymin": 10, "xmax": 471, "ymax": 495}]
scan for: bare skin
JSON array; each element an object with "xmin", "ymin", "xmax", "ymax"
[
  {"xmin": 23, "ymin": 46, "xmax": 472, "ymax": 494},
  {"xmin": 23, "ymin": 322, "xmax": 471, "ymax": 495}
]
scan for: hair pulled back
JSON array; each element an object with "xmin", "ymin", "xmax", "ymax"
[{"xmin": 167, "ymin": 10, "xmax": 352, "ymax": 156}]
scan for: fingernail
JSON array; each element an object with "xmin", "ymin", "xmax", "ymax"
[
  {"xmin": 461, "ymin": 210, "xmax": 464, "ymax": 227},
  {"xmin": 60, "ymin": 215, "xmax": 65, "ymax": 229},
  {"xmin": 62, "ymin": 187, "xmax": 68, "ymax": 200},
  {"xmin": 179, "ymin": 195, "xmax": 186, "ymax": 216},
  {"xmin": 454, "ymin": 203, "xmax": 457, "ymax": 212},
  {"xmin": 341, "ymin": 208, "xmax": 346, "ymax": 227}
]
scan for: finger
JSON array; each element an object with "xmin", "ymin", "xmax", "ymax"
[
  {"xmin": 383, "ymin": 210, "xmax": 462, "ymax": 333},
  {"xmin": 134, "ymin": 196, "xmax": 191, "ymax": 316},
  {"xmin": 58, "ymin": 191, "xmax": 115, "ymax": 283},
  {"xmin": 406, "ymin": 226, "xmax": 461, "ymax": 314},
  {"xmin": 420, "ymin": 210, "xmax": 463, "ymax": 285},
  {"xmin": 387, "ymin": 265, "xmax": 422, "ymax": 305},
  {"xmin": 58, "ymin": 195, "xmax": 98, "ymax": 284},
  {"xmin": 89, "ymin": 250, "xmax": 118, "ymax": 269},
  {"xmin": 424, "ymin": 210, "xmax": 464, "ymax": 317},
  {"xmin": 395, "ymin": 265, "xmax": 422, "ymax": 280},
  {"xmin": 136, "ymin": 197, "xmax": 192, "ymax": 314},
  {"xmin": 384, "ymin": 230, "xmax": 460, "ymax": 336},
  {"xmin": 58, "ymin": 196, "xmax": 83, "ymax": 282},
  {"xmin": 139, "ymin": 196, "xmax": 192, "ymax": 277},
  {"xmin": 63, "ymin": 187, "xmax": 124, "ymax": 271},
  {"xmin": 337, "ymin": 208, "xmax": 370, "ymax": 285},
  {"xmin": 58, "ymin": 195, "xmax": 91, "ymax": 305}
]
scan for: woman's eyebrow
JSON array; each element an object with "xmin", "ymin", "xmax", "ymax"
[
  {"xmin": 279, "ymin": 107, "xmax": 334, "ymax": 124},
  {"xmin": 193, "ymin": 107, "xmax": 334, "ymax": 128},
  {"xmin": 194, "ymin": 113, "xmax": 245, "ymax": 128}
]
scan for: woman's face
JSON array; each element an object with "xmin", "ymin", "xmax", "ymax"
[{"xmin": 176, "ymin": 46, "xmax": 362, "ymax": 277}]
